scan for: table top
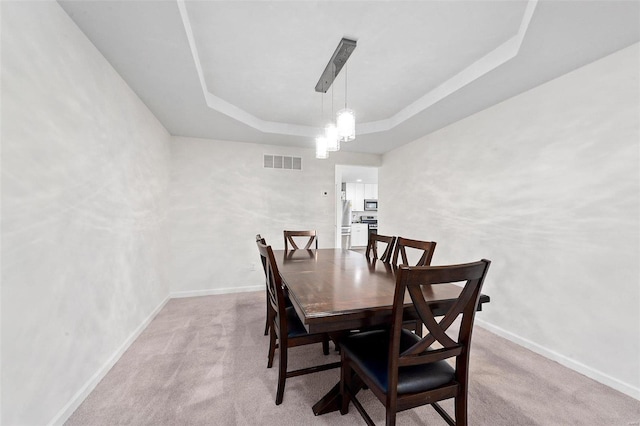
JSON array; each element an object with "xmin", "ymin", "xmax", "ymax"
[{"xmin": 274, "ymin": 248, "xmax": 490, "ymax": 333}]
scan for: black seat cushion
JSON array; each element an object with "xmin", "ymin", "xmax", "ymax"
[
  {"xmin": 285, "ymin": 306, "xmax": 308, "ymax": 338},
  {"xmin": 340, "ymin": 329, "xmax": 455, "ymax": 394}
]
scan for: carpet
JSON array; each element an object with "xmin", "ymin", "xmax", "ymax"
[{"xmin": 66, "ymin": 291, "xmax": 640, "ymax": 425}]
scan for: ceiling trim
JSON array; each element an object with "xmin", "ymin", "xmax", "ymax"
[
  {"xmin": 177, "ymin": 0, "xmax": 538, "ymax": 139},
  {"xmin": 176, "ymin": 0, "xmax": 318, "ymax": 138}
]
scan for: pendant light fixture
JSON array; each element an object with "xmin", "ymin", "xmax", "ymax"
[
  {"xmin": 315, "ymin": 135, "xmax": 328, "ymax": 159},
  {"xmin": 325, "ymin": 123, "xmax": 340, "ymax": 151},
  {"xmin": 315, "ymin": 88, "xmax": 329, "ymax": 159},
  {"xmin": 337, "ymin": 63, "xmax": 355, "ymax": 142},
  {"xmin": 325, "ymin": 71, "xmax": 340, "ymax": 151},
  {"xmin": 314, "ymin": 38, "xmax": 357, "ymax": 158}
]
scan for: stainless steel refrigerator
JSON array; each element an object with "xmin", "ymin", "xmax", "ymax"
[{"xmin": 341, "ymin": 199, "xmax": 352, "ymax": 248}]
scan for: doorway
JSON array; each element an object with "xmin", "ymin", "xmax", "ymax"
[{"xmin": 335, "ymin": 165, "xmax": 379, "ymax": 249}]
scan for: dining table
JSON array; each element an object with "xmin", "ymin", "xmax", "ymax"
[{"xmin": 273, "ymin": 248, "xmax": 491, "ymax": 415}]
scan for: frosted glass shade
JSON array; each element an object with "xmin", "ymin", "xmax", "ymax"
[
  {"xmin": 325, "ymin": 123, "xmax": 340, "ymax": 151},
  {"xmin": 337, "ymin": 108, "xmax": 355, "ymax": 142},
  {"xmin": 315, "ymin": 136, "xmax": 328, "ymax": 159}
]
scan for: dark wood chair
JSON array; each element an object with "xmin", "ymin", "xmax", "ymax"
[
  {"xmin": 366, "ymin": 234, "xmax": 396, "ymax": 263},
  {"xmin": 391, "ymin": 237, "xmax": 437, "ymax": 336},
  {"xmin": 257, "ymin": 234, "xmax": 295, "ymax": 337},
  {"xmin": 339, "ymin": 259, "xmax": 491, "ymax": 425},
  {"xmin": 391, "ymin": 237, "xmax": 437, "ymax": 267},
  {"xmin": 284, "ymin": 230, "xmax": 318, "ymax": 251},
  {"xmin": 257, "ymin": 234, "xmax": 273, "ymax": 336},
  {"xmin": 256, "ymin": 240, "xmax": 340, "ymax": 405}
]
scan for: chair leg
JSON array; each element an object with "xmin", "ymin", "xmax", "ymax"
[
  {"xmin": 385, "ymin": 410, "xmax": 396, "ymax": 426},
  {"xmin": 267, "ymin": 328, "xmax": 276, "ymax": 368},
  {"xmin": 275, "ymin": 344, "xmax": 288, "ymax": 405},
  {"xmin": 340, "ymin": 355, "xmax": 351, "ymax": 415},
  {"xmin": 455, "ymin": 395, "xmax": 467, "ymax": 426},
  {"xmin": 322, "ymin": 334, "xmax": 329, "ymax": 355}
]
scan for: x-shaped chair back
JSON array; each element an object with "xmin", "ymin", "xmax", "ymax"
[
  {"xmin": 385, "ymin": 260, "xmax": 491, "ymax": 423},
  {"xmin": 366, "ymin": 234, "xmax": 396, "ymax": 263},
  {"xmin": 256, "ymin": 241, "xmax": 288, "ymax": 336},
  {"xmin": 391, "ymin": 261, "xmax": 490, "ymax": 364},
  {"xmin": 392, "ymin": 237, "xmax": 436, "ymax": 267},
  {"xmin": 284, "ymin": 230, "xmax": 318, "ymax": 251}
]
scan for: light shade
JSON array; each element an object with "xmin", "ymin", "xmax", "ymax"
[
  {"xmin": 337, "ymin": 108, "xmax": 355, "ymax": 142},
  {"xmin": 325, "ymin": 123, "xmax": 340, "ymax": 151},
  {"xmin": 315, "ymin": 136, "xmax": 328, "ymax": 159}
]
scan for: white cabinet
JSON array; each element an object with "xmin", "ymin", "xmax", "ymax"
[
  {"xmin": 345, "ymin": 182, "xmax": 364, "ymax": 211},
  {"xmin": 351, "ymin": 223, "xmax": 369, "ymax": 247},
  {"xmin": 364, "ymin": 183, "xmax": 378, "ymax": 200},
  {"xmin": 345, "ymin": 183, "xmax": 356, "ymax": 208},
  {"xmin": 345, "ymin": 182, "xmax": 376, "ymax": 211},
  {"xmin": 355, "ymin": 184, "xmax": 365, "ymax": 211}
]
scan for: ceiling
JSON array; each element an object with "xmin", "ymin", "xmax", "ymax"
[
  {"xmin": 58, "ymin": 1, "xmax": 639, "ymax": 155},
  {"xmin": 340, "ymin": 166, "xmax": 378, "ymax": 184}
]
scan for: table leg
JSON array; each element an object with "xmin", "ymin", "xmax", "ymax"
[
  {"xmin": 312, "ymin": 377, "xmax": 365, "ymax": 416},
  {"xmin": 312, "ymin": 383, "xmax": 341, "ymax": 415}
]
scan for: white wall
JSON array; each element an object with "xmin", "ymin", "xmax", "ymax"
[
  {"xmin": 3, "ymin": 2, "xmax": 635, "ymax": 424},
  {"xmin": 168, "ymin": 136, "xmax": 381, "ymax": 295},
  {"xmin": 1, "ymin": 2, "xmax": 171, "ymax": 425},
  {"xmin": 379, "ymin": 44, "xmax": 639, "ymax": 398}
]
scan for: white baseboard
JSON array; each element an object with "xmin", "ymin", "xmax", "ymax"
[
  {"xmin": 48, "ymin": 295, "xmax": 171, "ymax": 426},
  {"xmin": 476, "ymin": 319, "xmax": 640, "ymax": 401},
  {"xmin": 50, "ymin": 285, "xmax": 263, "ymax": 425},
  {"xmin": 52, "ymin": 292, "xmax": 638, "ymax": 426},
  {"xmin": 170, "ymin": 285, "xmax": 263, "ymax": 298}
]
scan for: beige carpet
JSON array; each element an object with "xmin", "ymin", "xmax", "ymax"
[{"xmin": 66, "ymin": 292, "xmax": 639, "ymax": 425}]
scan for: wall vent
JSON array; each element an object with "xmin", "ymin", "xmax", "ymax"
[{"xmin": 264, "ymin": 154, "xmax": 302, "ymax": 170}]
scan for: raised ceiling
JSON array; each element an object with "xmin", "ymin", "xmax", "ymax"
[{"xmin": 58, "ymin": 0, "xmax": 639, "ymax": 154}]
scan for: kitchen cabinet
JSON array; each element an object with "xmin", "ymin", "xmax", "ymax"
[
  {"xmin": 345, "ymin": 182, "xmax": 376, "ymax": 211},
  {"xmin": 351, "ymin": 223, "xmax": 369, "ymax": 247},
  {"xmin": 364, "ymin": 183, "xmax": 378, "ymax": 200},
  {"xmin": 345, "ymin": 183, "xmax": 355, "ymax": 208},
  {"xmin": 345, "ymin": 182, "xmax": 365, "ymax": 211}
]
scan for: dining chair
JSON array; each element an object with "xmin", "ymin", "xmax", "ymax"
[
  {"xmin": 257, "ymin": 234, "xmax": 273, "ymax": 336},
  {"xmin": 365, "ymin": 233, "xmax": 396, "ymax": 263},
  {"xmin": 257, "ymin": 234, "xmax": 295, "ymax": 337},
  {"xmin": 284, "ymin": 230, "xmax": 318, "ymax": 251},
  {"xmin": 391, "ymin": 237, "xmax": 437, "ymax": 336},
  {"xmin": 339, "ymin": 259, "xmax": 491, "ymax": 426},
  {"xmin": 391, "ymin": 237, "xmax": 437, "ymax": 267},
  {"xmin": 256, "ymin": 239, "xmax": 340, "ymax": 405}
]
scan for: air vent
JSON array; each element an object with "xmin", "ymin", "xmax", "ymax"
[{"xmin": 264, "ymin": 154, "xmax": 302, "ymax": 171}]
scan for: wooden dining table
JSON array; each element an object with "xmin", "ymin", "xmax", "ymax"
[{"xmin": 273, "ymin": 248, "xmax": 491, "ymax": 415}]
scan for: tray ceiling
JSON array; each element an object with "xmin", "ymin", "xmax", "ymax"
[{"xmin": 58, "ymin": 0, "xmax": 640, "ymax": 154}]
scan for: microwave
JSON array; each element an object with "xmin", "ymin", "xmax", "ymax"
[{"xmin": 364, "ymin": 199, "xmax": 378, "ymax": 211}]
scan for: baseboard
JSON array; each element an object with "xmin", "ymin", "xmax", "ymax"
[
  {"xmin": 476, "ymin": 319, "xmax": 640, "ymax": 401},
  {"xmin": 170, "ymin": 285, "xmax": 263, "ymax": 298},
  {"xmin": 48, "ymin": 295, "xmax": 171, "ymax": 426},
  {"xmin": 51, "ymin": 292, "xmax": 637, "ymax": 426},
  {"xmin": 49, "ymin": 285, "xmax": 263, "ymax": 425}
]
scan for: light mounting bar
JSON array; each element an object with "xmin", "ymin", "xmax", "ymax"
[{"xmin": 315, "ymin": 38, "xmax": 357, "ymax": 93}]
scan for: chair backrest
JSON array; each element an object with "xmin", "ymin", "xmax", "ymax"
[
  {"xmin": 391, "ymin": 237, "xmax": 436, "ymax": 267},
  {"xmin": 388, "ymin": 260, "xmax": 491, "ymax": 395},
  {"xmin": 256, "ymin": 234, "xmax": 267, "ymax": 273},
  {"xmin": 256, "ymin": 240, "xmax": 288, "ymax": 335},
  {"xmin": 366, "ymin": 233, "xmax": 396, "ymax": 263},
  {"xmin": 284, "ymin": 230, "xmax": 318, "ymax": 251}
]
